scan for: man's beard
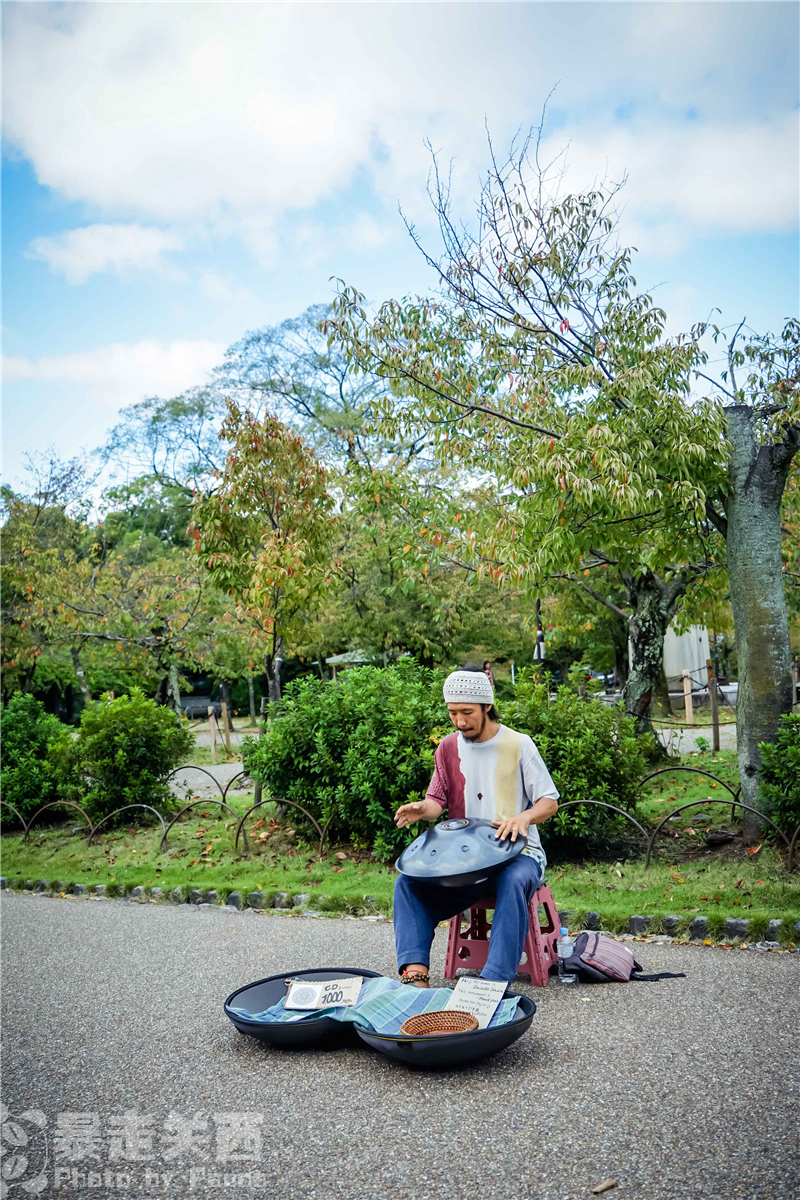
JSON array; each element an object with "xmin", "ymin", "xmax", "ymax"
[{"xmin": 462, "ymin": 710, "xmax": 487, "ymax": 742}]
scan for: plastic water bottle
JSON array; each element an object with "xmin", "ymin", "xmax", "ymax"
[{"xmin": 557, "ymin": 926, "xmax": 578, "ymax": 985}]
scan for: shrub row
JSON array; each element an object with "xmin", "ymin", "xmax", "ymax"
[
  {"xmin": 244, "ymin": 661, "xmax": 655, "ymax": 860},
  {"xmin": 3, "ymin": 671, "xmax": 797, "ymax": 851},
  {"xmin": 0, "ymin": 690, "xmax": 193, "ymax": 827}
]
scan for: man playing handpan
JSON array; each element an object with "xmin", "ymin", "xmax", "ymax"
[{"xmin": 393, "ymin": 668, "xmax": 559, "ymax": 986}]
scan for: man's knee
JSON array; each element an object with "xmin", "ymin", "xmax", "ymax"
[
  {"xmin": 394, "ymin": 873, "xmax": 429, "ymax": 914},
  {"xmin": 394, "ymin": 874, "xmax": 412, "ymax": 901},
  {"xmin": 496, "ymin": 860, "xmax": 538, "ymax": 901}
]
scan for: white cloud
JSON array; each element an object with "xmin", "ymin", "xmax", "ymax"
[
  {"xmin": 26, "ymin": 223, "xmax": 184, "ymax": 284},
  {"xmin": 343, "ymin": 213, "xmax": 396, "ymax": 255},
  {"xmin": 4, "ymin": 338, "xmax": 225, "ymax": 405},
  {"xmin": 544, "ymin": 116, "xmax": 799, "ymax": 253},
  {"xmin": 3, "ymin": 1, "xmax": 796, "ymax": 261},
  {"xmin": 199, "ymin": 271, "xmax": 253, "ymax": 305}
]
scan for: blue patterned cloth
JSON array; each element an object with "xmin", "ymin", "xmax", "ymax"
[{"xmin": 229, "ymin": 976, "xmax": 520, "ymax": 1035}]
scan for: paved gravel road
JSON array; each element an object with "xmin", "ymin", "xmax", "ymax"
[
  {"xmin": 169, "ymin": 762, "xmax": 252, "ymax": 799},
  {"xmin": 2, "ymin": 894, "xmax": 797, "ymax": 1200},
  {"xmin": 656, "ymin": 723, "xmax": 738, "ymax": 756}
]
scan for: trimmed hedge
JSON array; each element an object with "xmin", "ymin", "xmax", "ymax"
[
  {"xmin": 760, "ymin": 712, "xmax": 800, "ymax": 831},
  {"xmin": 245, "ymin": 662, "xmax": 653, "ymax": 859},
  {"xmin": 244, "ymin": 660, "xmax": 444, "ymax": 860},
  {"xmin": 0, "ymin": 694, "xmax": 64, "ymax": 824},
  {"xmin": 503, "ymin": 669, "xmax": 653, "ymax": 847},
  {"xmin": 53, "ymin": 688, "xmax": 193, "ymax": 825}
]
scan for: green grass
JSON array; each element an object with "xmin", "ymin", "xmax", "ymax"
[
  {"xmin": 185, "ymin": 743, "xmax": 243, "ymax": 766},
  {"xmin": 652, "ymin": 708, "xmax": 737, "ymax": 728},
  {"xmin": 551, "ymin": 851, "xmax": 799, "ymax": 941},
  {"xmin": 3, "ymin": 747, "xmax": 797, "ymax": 936},
  {"xmin": 0, "ymin": 795, "xmax": 396, "ymax": 914},
  {"xmin": 637, "ymin": 748, "xmax": 741, "ymax": 825},
  {"xmin": 544, "ymin": 748, "xmax": 799, "ymax": 941}
]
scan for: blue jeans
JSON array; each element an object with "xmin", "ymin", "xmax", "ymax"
[{"xmin": 393, "ymin": 854, "xmax": 544, "ymax": 982}]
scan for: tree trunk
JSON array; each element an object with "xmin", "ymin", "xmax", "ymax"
[
  {"xmin": 724, "ymin": 407, "xmax": 795, "ymax": 830},
  {"xmin": 264, "ymin": 636, "xmax": 284, "ymax": 711},
  {"xmin": 166, "ymin": 664, "xmax": 182, "ymax": 717},
  {"xmin": 220, "ymin": 681, "xmax": 233, "ymax": 731},
  {"xmin": 623, "ymin": 572, "xmax": 684, "ymax": 749},
  {"xmin": 247, "ymin": 677, "xmax": 258, "ymax": 726},
  {"xmin": 70, "ymin": 647, "xmax": 92, "ymax": 708},
  {"xmin": 610, "ymin": 614, "xmax": 629, "ymax": 691}
]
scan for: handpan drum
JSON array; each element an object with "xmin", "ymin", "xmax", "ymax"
[{"xmin": 395, "ymin": 817, "xmax": 525, "ymax": 888}]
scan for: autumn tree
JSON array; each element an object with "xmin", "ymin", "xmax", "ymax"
[
  {"xmin": 1, "ymin": 450, "xmax": 218, "ymax": 714},
  {"xmin": 542, "ymin": 580, "xmax": 631, "ymax": 688},
  {"xmin": 191, "ymin": 400, "xmax": 335, "ymax": 705},
  {"xmin": 216, "ymin": 304, "xmax": 429, "ymax": 470},
  {"xmin": 331, "ymin": 135, "xmax": 725, "ymax": 739},
  {"xmin": 694, "ymin": 318, "xmax": 800, "ymax": 811},
  {"xmin": 102, "ymin": 386, "xmax": 227, "ymax": 501},
  {"xmin": 1, "ymin": 452, "xmax": 98, "ymax": 700}
]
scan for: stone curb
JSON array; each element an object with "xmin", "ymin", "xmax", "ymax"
[
  {"xmin": 1, "ymin": 880, "xmax": 798, "ymax": 947},
  {"xmin": 0, "ymin": 879, "xmax": 388, "ymax": 921}
]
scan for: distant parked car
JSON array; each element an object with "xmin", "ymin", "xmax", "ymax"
[
  {"xmin": 181, "ymin": 695, "xmax": 221, "ymax": 719},
  {"xmin": 583, "ymin": 666, "xmax": 617, "ymax": 688}
]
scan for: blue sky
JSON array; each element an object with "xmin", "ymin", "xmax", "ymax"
[{"xmin": 3, "ymin": 1, "xmax": 798, "ymax": 490}]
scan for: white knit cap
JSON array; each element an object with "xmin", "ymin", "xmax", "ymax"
[{"xmin": 443, "ymin": 670, "xmax": 494, "ymax": 706}]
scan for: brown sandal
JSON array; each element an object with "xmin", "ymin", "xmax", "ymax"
[{"xmin": 400, "ymin": 969, "xmax": 430, "ymax": 988}]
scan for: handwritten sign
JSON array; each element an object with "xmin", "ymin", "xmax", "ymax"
[
  {"xmin": 443, "ymin": 978, "xmax": 507, "ymax": 1028},
  {"xmin": 285, "ymin": 977, "xmax": 362, "ymax": 1010}
]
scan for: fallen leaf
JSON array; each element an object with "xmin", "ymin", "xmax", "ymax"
[
  {"xmin": 335, "ymin": 852, "xmax": 347, "ymax": 860},
  {"xmin": 746, "ymin": 845, "xmax": 762, "ymax": 855},
  {"xmin": 204, "ymin": 844, "xmax": 212, "ymax": 853},
  {"xmin": 703, "ymin": 938, "xmax": 713, "ymax": 945},
  {"xmin": 592, "ymin": 1181, "xmax": 618, "ymax": 1195}
]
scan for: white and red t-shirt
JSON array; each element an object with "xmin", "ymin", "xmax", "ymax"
[{"xmin": 425, "ymin": 725, "xmax": 559, "ymax": 869}]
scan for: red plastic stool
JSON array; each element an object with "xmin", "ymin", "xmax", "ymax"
[{"xmin": 443, "ymin": 883, "xmax": 561, "ymax": 987}]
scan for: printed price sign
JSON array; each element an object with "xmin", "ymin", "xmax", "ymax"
[
  {"xmin": 443, "ymin": 978, "xmax": 507, "ymax": 1028},
  {"xmin": 285, "ymin": 977, "xmax": 362, "ymax": 1010}
]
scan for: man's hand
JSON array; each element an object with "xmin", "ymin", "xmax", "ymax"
[
  {"xmin": 492, "ymin": 811, "xmax": 533, "ymax": 843},
  {"xmin": 394, "ymin": 800, "xmax": 441, "ymax": 828}
]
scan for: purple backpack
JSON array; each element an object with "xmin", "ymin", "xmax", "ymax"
[{"xmin": 563, "ymin": 932, "xmax": 686, "ymax": 983}]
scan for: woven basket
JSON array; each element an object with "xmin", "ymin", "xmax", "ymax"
[{"xmin": 399, "ymin": 1009, "xmax": 479, "ymax": 1037}]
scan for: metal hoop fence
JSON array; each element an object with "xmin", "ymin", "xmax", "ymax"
[{"xmin": 1, "ymin": 763, "xmax": 797, "ymax": 870}]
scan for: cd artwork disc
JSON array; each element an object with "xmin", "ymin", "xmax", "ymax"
[
  {"xmin": 395, "ymin": 817, "xmax": 525, "ymax": 888},
  {"xmin": 290, "ymin": 986, "xmax": 318, "ymax": 1007}
]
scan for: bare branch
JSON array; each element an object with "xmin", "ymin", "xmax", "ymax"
[{"xmin": 552, "ymin": 573, "xmax": 630, "ymax": 622}]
